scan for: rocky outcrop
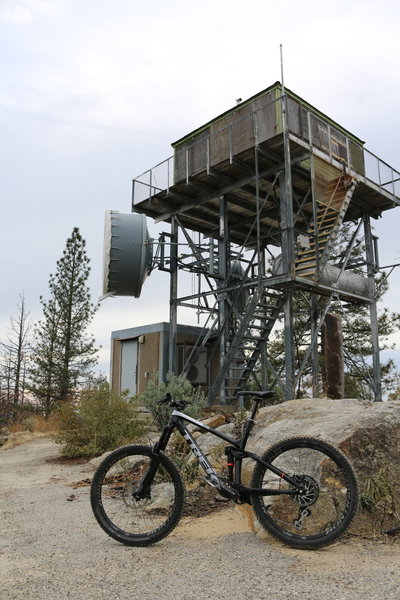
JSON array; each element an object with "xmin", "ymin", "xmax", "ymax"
[{"xmin": 194, "ymin": 398, "xmax": 400, "ymax": 536}]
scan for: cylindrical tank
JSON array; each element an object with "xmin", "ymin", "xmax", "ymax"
[{"xmin": 272, "ymin": 255, "xmax": 369, "ymax": 298}]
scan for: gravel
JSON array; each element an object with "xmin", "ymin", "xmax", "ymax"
[{"xmin": 1, "ymin": 438, "xmax": 399, "ymax": 600}]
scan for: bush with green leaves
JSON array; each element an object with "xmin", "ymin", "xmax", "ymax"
[
  {"xmin": 56, "ymin": 383, "xmax": 143, "ymax": 458},
  {"xmin": 141, "ymin": 372, "xmax": 207, "ymax": 430}
]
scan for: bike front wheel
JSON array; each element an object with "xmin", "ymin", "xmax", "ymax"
[
  {"xmin": 250, "ymin": 437, "xmax": 359, "ymax": 550},
  {"xmin": 90, "ymin": 444, "xmax": 184, "ymax": 546}
]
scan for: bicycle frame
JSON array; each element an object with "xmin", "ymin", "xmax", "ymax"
[
  {"xmin": 91, "ymin": 392, "xmax": 359, "ymax": 549},
  {"xmin": 150, "ymin": 402, "xmax": 302, "ymax": 504}
]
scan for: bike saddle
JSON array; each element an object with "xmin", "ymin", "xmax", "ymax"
[{"xmin": 238, "ymin": 390, "xmax": 276, "ymax": 400}]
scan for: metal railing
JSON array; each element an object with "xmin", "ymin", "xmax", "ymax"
[
  {"xmin": 132, "ymin": 156, "xmax": 174, "ymax": 205},
  {"xmin": 362, "ymin": 148, "xmax": 400, "ymax": 198},
  {"xmin": 132, "ymin": 94, "xmax": 400, "ymax": 207}
]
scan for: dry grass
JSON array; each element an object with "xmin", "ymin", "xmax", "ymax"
[
  {"xmin": 6, "ymin": 413, "xmax": 60, "ymax": 434},
  {"xmin": 0, "ymin": 431, "xmax": 51, "ymax": 451},
  {"xmin": 1, "ymin": 413, "xmax": 61, "ymax": 451}
]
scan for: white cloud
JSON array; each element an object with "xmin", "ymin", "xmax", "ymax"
[
  {"xmin": 0, "ymin": 0, "xmax": 56, "ymax": 24},
  {"xmin": 0, "ymin": 2, "xmax": 32, "ymax": 24}
]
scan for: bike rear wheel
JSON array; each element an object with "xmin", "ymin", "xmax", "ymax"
[
  {"xmin": 250, "ymin": 437, "xmax": 359, "ymax": 549},
  {"xmin": 90, "ymin": 445, "xmax": 184, "ymax": 546}
]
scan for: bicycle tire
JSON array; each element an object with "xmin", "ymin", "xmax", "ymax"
[
  {"xmin": 250, "ymin": 437, "xmax": 359, "ymax": 550},
  {"xmin": 90, "ymin": 444, "xmax": 184, "ymax": 546}
]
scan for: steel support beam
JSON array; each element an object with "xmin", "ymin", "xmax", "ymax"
[
  {"xmin": 217, "ymin": 195, "xmax": 230, "ymax": 404},
  {"xmin": 280, "ymin": 96, "xmax": 296, "ymax": 399},
  {"xmin": 364, "ymin": 214, "xmax": 382, "ymax": 401},
  {"xmin": 168, "ymin": 218, "xmax": 178, "ymax": 375}
]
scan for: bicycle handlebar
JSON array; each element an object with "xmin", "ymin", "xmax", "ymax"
[{"xmin": 157, "ymin": 393, "xmax": 189, "ymax": 411}]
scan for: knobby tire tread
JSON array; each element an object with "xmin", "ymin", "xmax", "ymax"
[
  {"xmin": 90, "ymin": 444, "xmax": 185, "ymax": 546},
  {"xmin": 250, "ymin": 436, "xmax": 359, "ymax": 550}
]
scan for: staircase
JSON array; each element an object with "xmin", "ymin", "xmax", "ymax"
[
  {"xmin": 295, "ymin": 171, "xmax": 356, "ymax": 280},
  {"xmin": 209, "ymin": 287, "xmax": 287, "ymax": 404}
]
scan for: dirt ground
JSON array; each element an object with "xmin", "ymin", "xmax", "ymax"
[{"xmin": 1, "ymin": 436, "xmax": 399, "ymax": 600}]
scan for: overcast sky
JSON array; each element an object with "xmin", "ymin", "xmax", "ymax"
[{"xmin": 2, "ymin": 0, "xmax": 400, "ymax": 375}]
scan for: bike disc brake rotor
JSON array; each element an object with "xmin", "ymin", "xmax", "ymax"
[{"xmin": 291, "ymin": 474, "xmax": 319, "ymax": 506}]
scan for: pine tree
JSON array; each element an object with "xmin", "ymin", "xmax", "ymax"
[
  {"xmin": 29, "ymin": 298, "xmax": 62, "ymax": 415},
  {"xmin": 29, "ymin": 228, "xmax": 98, "ymax": 413}
]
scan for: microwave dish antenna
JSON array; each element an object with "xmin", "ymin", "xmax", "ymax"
[{"xmin": 102, "ymin": 210, "xmax": 152, "ymax": 299}]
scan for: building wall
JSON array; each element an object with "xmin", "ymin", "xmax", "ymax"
[
  {"xmin": 110, "ymin": 322, "xmax": 218, "ymax": 400},
  {"xmin": 137, "ymin": 331, "xmax": 160, "ymax": 394}
]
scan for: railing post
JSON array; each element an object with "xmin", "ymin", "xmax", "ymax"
[
  {"xmin": 206, "ymin": 136, "xmax": 210, "ymax": 175},
  {"xmin": 377, "ymin": 157, "xmax": 382, "ymax": 192},
  {"xmin": 131, "ymin": 179, "xmax": 135, "ymax": 211},
  {"xmin": 149, "ymin": 168, "xmax": 152, "ymax": 200}
]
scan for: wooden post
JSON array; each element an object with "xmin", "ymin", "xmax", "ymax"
[{"xmin": 322, "ymin": 312, "xmax": 344, "ymax": 399}]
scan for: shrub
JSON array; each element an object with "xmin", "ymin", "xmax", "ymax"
[
  {"xmin": 141, "ymin": 372, "xmax": 207, "ymax": 430},
  {"xmin": 361, "ymin": 464, "xmax": 400, "ymax": 532},
  {"xmin": 56, "ymin": 382, "xmax": 143, "ymax": 458},
  {"xmin": 166, "ymin": 432, "xmax": 200, "ymax": 483}
]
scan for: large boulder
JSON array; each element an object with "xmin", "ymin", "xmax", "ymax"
[{"xmin": 195, "ymin": 398, "xmax": 400, "ymax": 537}]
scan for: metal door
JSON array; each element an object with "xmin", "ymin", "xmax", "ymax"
[{"xmin": 120, "ymin": 339, "xmax": 138, "ymax": 397}]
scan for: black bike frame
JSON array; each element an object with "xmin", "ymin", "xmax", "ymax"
[{"xmin": 151, "ymin": 404, "xmax": 302, "ymax": 501}]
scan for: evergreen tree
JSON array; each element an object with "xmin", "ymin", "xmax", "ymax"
[
  {"xmin": 29, "ymin": 228, "xmax": 98, "ymax": 413},
  {"xmin": 29, "ymin": 298, "xmax": 61, "ymax": 415}
]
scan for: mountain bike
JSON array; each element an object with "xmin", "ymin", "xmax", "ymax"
[{"xmin": 90, "ymin": 390, "xmax": 359, "ymax": 550}]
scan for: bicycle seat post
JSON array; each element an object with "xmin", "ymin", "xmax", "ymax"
[
  {"xmin": 238, "ymin": 391, "xmax": 275, "ymax": 414},
  {"xmin": 238, "ymin": 391, "xmax": 276, "ymax": 443}
]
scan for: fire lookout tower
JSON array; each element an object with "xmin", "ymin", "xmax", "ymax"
[{"xmin": 122, "ymin": 82, "xmax": 400, "ymax": 403}]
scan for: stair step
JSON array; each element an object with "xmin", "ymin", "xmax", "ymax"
[
  {"xmin": 297, "ymin": 245, "xmax": 326, "ymax": 258},
  {"xmin": 252, "ymin": 314, "xmax": 275, "ymax": 321},
  {"xmin": 295, "ymin": 266, "xmax": 317, "ymax": 275},
  {"xmin": 296, "ymin": 255, "xmax": 323, "ymax": 265},
  {"xmin": 304, "ymin": 239, "xmax": 329, "ymax": 251},
  {"xmin": 295, "ymin": 260, "xmax": 316, "ymax": 270},
  {"xmin": 309, "ymin": 222, "xmax": 337, "ymax": 234},
  {"xmin": 308, "ymin": 225, "xmax": 333, "ymax": 234},
  {"xmin": 316, "ymin": 216, "xmax": 337, "ymax": 227},
  {"xmin": 295, "ymin": 269, "xmax": 316, "ymax": 278},
  {"xmin": 248, "ymin": 324, "xmax": 268, "ymax": 330}
]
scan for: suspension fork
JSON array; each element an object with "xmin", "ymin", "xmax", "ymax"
[{"xmin": 134, "ymin": 422, "xmax": 175, "ymax": 500}]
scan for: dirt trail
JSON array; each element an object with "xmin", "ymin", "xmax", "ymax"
[{"xmin": 1, "ymin": 438, "xmax": 399, "ymax": 600}]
